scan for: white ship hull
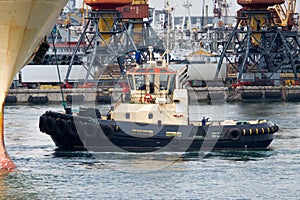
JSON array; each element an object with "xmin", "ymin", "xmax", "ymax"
[
  {"xmin": 0, "ymin": 0, "xmax": 67, "ymax": 169},
  {"xmin": 0, "ymin": 0, "xmax": 68, "ymax": 103}
]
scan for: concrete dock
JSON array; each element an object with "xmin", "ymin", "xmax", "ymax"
[{"xmin": 6, "ymin": 86, "xmax": 300, "ymax": 104}]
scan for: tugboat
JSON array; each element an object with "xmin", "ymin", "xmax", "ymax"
[{"xmin": 39, "ymin": 59, "xmax": 279, "ymax": 152}]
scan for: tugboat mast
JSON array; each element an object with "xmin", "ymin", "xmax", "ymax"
[{"xmin": 162, "ymin": 0, "xmax": 172, "ymax": 67}]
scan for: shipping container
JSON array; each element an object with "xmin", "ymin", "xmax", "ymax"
[{"xmin": 117, "ymin": 4, "xmax": 149, "ymax": 19}]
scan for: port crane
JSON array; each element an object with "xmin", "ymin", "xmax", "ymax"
[
  {"xmin": 273, "ymin": 0, "xmax": 297, "ymax": 29},
  {"xmin": 215, "ymin": 0, "xmax": 300, "ymax": 85},
  {"xmin": 64, "ymin": 0, "xmax": 164, "ymax": 85},
  {"xmin": 213, "ymin": 0, "xmax": 231, "ymax": 19}
]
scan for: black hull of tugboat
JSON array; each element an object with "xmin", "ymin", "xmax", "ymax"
[{"xmin": 39, "ymin": 111, "xmax": 278, "ymax": 152}]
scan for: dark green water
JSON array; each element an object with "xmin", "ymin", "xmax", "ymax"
[{"xmin": 1, "ymin": 102, "xmax": 299, "ymax": 199}]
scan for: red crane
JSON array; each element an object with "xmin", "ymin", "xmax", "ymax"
[
  {"xmin": 237, "ymin": 0, "xmax": 285, "ymax": 9},
  {"xmin": 84, "ymin": 0, "xmax": 132, "ymax": 10}
]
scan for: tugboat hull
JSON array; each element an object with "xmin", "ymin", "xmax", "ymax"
[{"xmin": 40, "ymin": 111, "xmax": 277, "ymax": 152}]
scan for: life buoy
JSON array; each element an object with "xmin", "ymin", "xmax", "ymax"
[
  {"xmin": 54, "ymin": 119, "xmax": 67, "ymax": 136},
  {"xmin": 45, "ymin": 117, "xmax": 55, "ymax": 135},
  {"xmin": 39, "ymin": 115, "xmax": 47, "ymax": 133},
  {"xmin": 144, "ymin": 94, "xmax": 153, "ymax": 103},
  {"xmin": 228, "ymin": 128, "xmax": 241, "ymax": 140}
]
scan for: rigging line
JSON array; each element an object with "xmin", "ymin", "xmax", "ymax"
[{"xmin": 51, "ymin": 31, "xmax": 67, "ymax": 110}]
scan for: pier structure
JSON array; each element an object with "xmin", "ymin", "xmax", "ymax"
[
  {"xmin": 7, "ymin": 85, "xmax": 300, "ymax": 104},
  {"xmin": 215, "ymin": 0, "xmax": 300, "ymax": 85}
]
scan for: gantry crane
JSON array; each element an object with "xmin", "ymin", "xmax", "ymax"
[
  {"xmin": 64, "ymin": 0, "xmax": 164, "ymax": 84},
  {"xmin": 215, "ymin": 0, "xmax": 300, "ymax": 85}
]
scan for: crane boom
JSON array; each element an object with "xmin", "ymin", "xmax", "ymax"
[{"xmin": 273, "ymin": 0, "xmax": 296, "ymax": 27}]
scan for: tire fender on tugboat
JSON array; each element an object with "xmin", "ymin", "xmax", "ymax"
[
  {"xmin": 273, "ymin": 125, "xmax": 279, "ymax": 132},
  {"xmin": 54, "ymin": 118, "xmax": 68, "ymax": 136},
  {"xmin": 45, "ymin": 117, "xmax": 56, "ymax": 135},
  {"xmin": 101, "ymin": 125, "xmax": 114, "ymax": 139},
  {"xmin": 227, "ymin": 128, "xmax": 242, "ymax": 140},
  {"xmin": 39, "ymin": 115, "xmax": 47, "ymax": 133},
  {"xmin": 66, "ymin": 119, "xmax": 78, "ymax": 138}
]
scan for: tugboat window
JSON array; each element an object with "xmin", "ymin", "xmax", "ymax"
[
  {"xmin": 135, "ymin": 75, "xmax": 146, "ymax": 90},
  {"xmin": 148, "ymin": 113, "xmax": 153, "ymax": 119},
  {"xmin": 160, "ymin": 74, "xmax": 169, "ymax": 90},
  {"xmin": 149, "ymin": 74, "xmax": 155, "ymax": 93},
  {"xmin": 125, "ymin": 112, "xmax": 130, "ymax": 119},
  {"xmin": 169, "ymin": 75, "xmax": 175, "ymax": 94},
  {"xmin": 128, "ymin": 74, "xmax": 134, "ymax": 90}
]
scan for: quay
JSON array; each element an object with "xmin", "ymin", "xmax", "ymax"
[
  {"xmin": 6, "ymin": 86, "xmax": 300, "ymax": 104},
  {"xmin": 6, "ymin": 88, "xmax": 110, "ymax": 104},
  {"xmin": 190, "ymin": 86, "xmax": 300, "ymax": 102}
]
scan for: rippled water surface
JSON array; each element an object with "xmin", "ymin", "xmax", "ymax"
[{"xmin": 1, "ymin": 102, "xmax": 300, "ymax": 199}]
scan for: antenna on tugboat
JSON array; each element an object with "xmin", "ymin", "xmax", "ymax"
[
  {"xmin": 162, "ymin": 0, "xmax": 172, "ymax": 67},
  {"xmin": 51, "ymin": 32, "xmax": 68, "ymax": 112}
]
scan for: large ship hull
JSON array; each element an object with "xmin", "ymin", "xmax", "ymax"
[
  {"xmin": 39, "ymin": 110, "xmax": 278, "ymax": 152},
  {"xmin": 0, "ymin": 0, "xmax": 68, "ymax": 102},
  {"xmin": 0, "ymin": 0, "xmax": 68, "ymax": 169}
]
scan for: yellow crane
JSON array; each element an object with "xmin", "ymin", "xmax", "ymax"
[
  {"xmin": 273, "ymin": 0, "xmax": 296, "ymax": 28},
  {"xmin": 132, "ymin": 0, "xmax": 148, "ymax": 4}
]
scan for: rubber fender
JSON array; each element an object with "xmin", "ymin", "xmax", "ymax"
[
  {"xmin": 101, "ymin": 125, "xmax": 114, "ymax": 139},
  {"xmin": 273, "ymin": 125, "xmax": 279, "ymax": 132},
  {"xmin": 54, "ymin": 119, "xmax": 68, "ymax": 136},
  {"xmin": 265, "ymin": 92, "xmax": 282, "ymax": 99},
  {"xmin": 227, "ymin": 128, "xmax": 242, "ymax": 140},
  {"xmin": 39, "ymin": 115, "xmax": 47, "ymax": 133},
  {"xmin": 286, "ymin": 93, "xmax": 300, "ymax": 101},
  {"xmin": 241, "ymin": 92, "xmax": 263, "ymax": 99},
  {"xmin": 5, "ymin": 95, "xmax": 17, "ymax": 104},
  {"xmin": 28, "ymin": 96, "xmax": 49, "ymax": 104},
  {"xmin": 45, "ymin": 117, "xmax": 56, "ymax": 135},
  {"xmin": 66, "ymin": 120, "xmax": 78, "ymax": 137}
]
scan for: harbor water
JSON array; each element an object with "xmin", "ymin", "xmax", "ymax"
[{"xmin": 1, "ymin": 102, "xmax": 300, "ymax": 199}]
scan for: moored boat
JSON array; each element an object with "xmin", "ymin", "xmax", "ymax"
[{"xmin": 39, "ymin": 60, "xmax": 279, "ymax": 152}]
